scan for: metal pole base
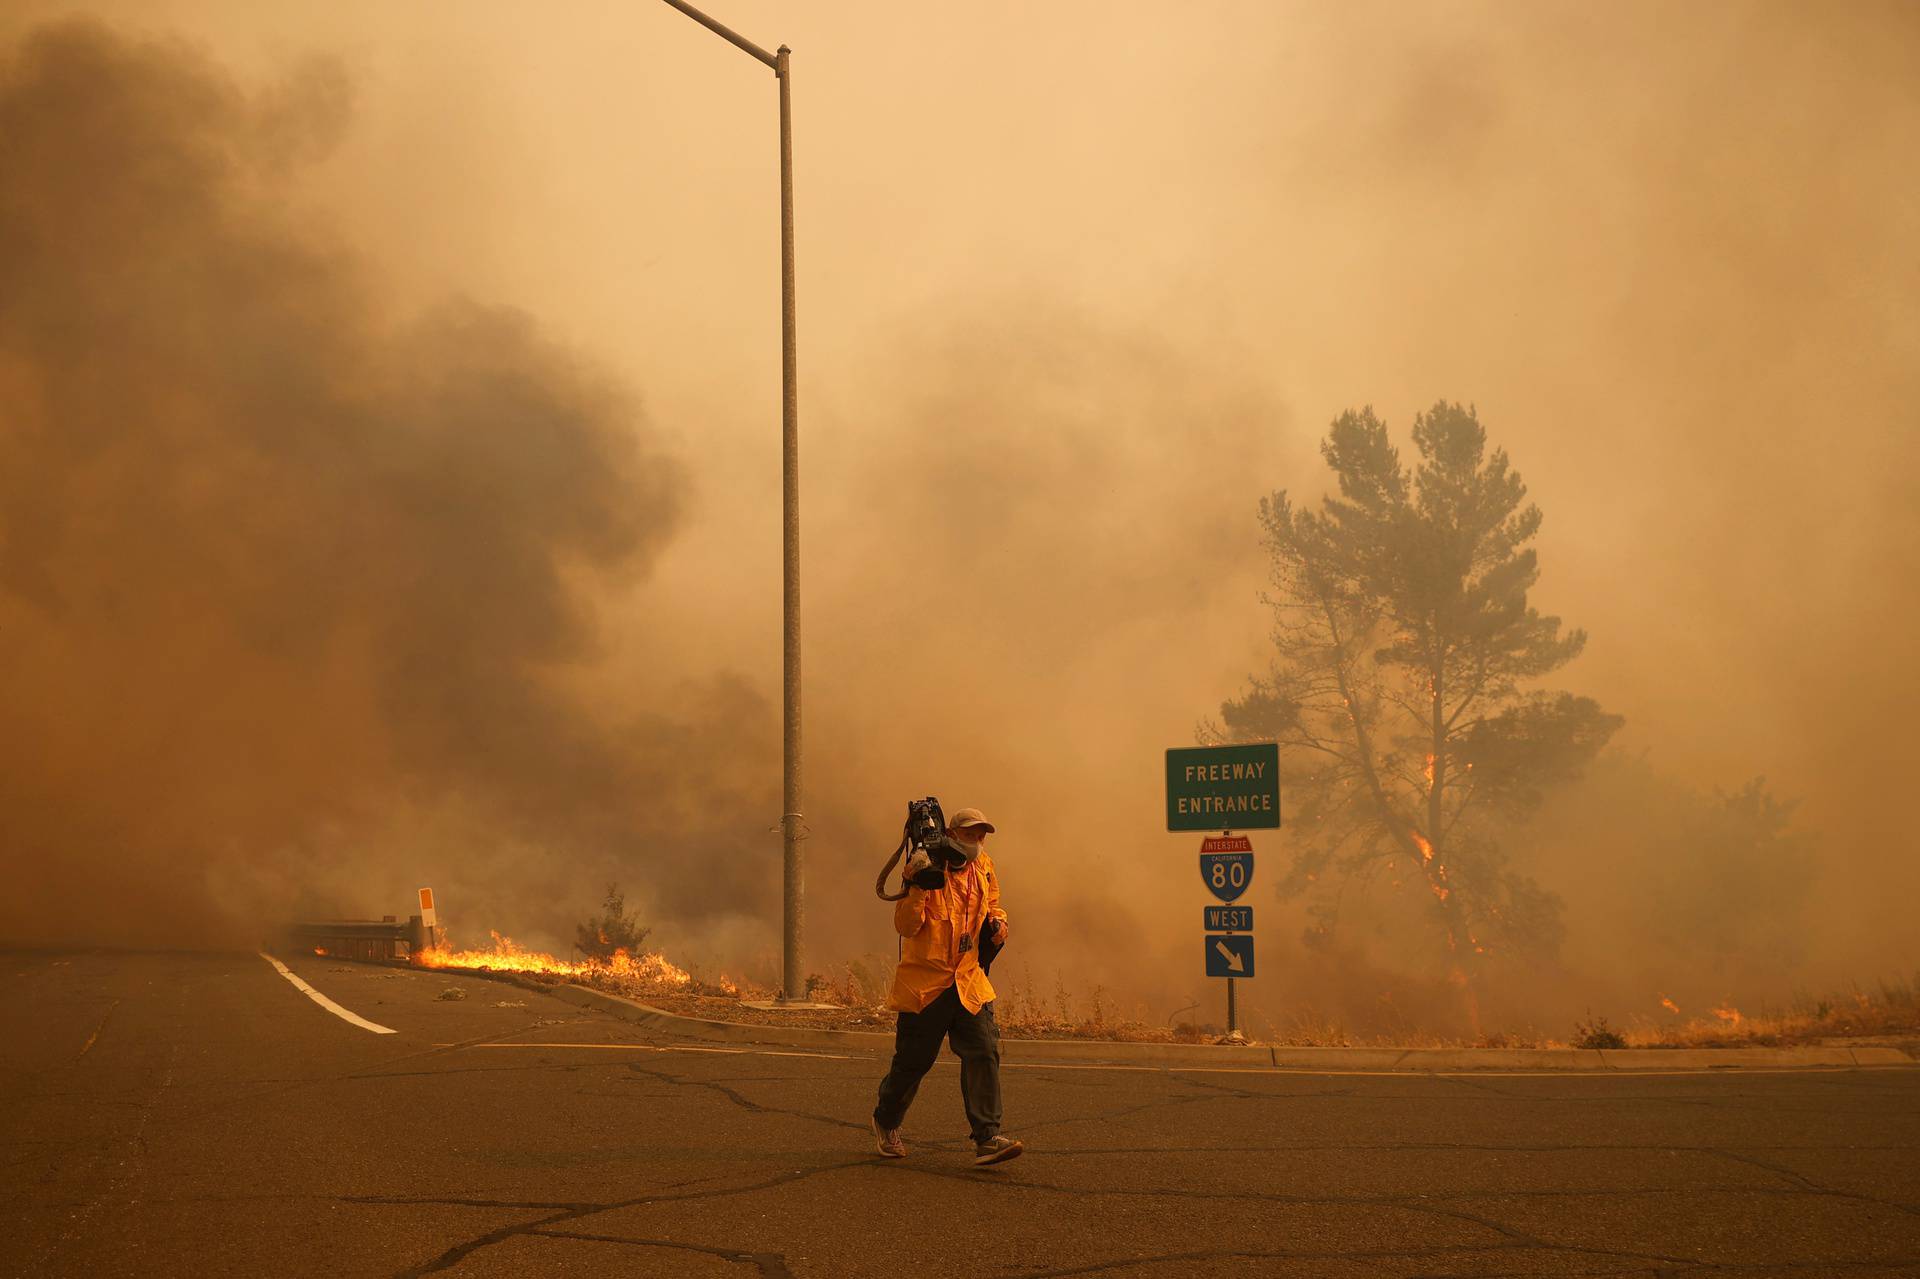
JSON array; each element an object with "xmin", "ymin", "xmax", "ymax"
[{"xmin": 1219, "ymin": 976, "xmax": 1248, "ymax": 1044}]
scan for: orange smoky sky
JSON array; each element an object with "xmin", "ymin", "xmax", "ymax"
[{"xmin": 1, "ymin": 2, "xmax": 1914, "ymax": 1029}]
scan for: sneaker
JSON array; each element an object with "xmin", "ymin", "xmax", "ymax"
[
  {"xmin": 973, "ymin": 1135, "xmax": 1024, "ymax": 1166},
  {"xmin": 871, "ymin": 1116, "xmax": 906, "ymax": 1159}
]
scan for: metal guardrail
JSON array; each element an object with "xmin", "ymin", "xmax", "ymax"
[{"xmin": 284, "ymin": 915, "xmax": 437, "ymax": 963}]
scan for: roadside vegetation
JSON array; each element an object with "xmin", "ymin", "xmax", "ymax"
[
  {"xmin": 574, "ymin": 883, "xmax": 652, "ymax": 961},
  {"xmin": 523, "ymin": 952, "xmax": 1918, "ymax": 1052},
  {"xmin": 1614, "ymin": 974, "xmax": 1920, "ymax": 1049}
]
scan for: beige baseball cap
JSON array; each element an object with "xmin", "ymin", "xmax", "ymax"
[{"xmin": 948, "ymin": 807, "xmax": 996, "ymax": 833}]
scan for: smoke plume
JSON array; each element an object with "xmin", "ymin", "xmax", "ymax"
[{"xmin": 0, "ymin": 20, "xmax": 778, "ymax": 951}]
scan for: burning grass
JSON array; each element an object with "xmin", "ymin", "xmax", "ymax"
[
  {"xmin": 414, "ymin": 931, "xmax": 711, "ymax": 993},
  {"xmin": 1611, "ymin": 973, "xmax": 1920, "ymax": 1049}
]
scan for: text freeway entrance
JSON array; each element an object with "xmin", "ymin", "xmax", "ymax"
[{"xmin": 1165, "ymin": 743, "xmax": 1280, "ymax": 831}]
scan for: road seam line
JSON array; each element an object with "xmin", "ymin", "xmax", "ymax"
[
  {"xmin": 259, "ymin": 952, "xmax": 396, "ymax": 1034},
  {"xmin": 424, "ymin": 1041, "xmax": 1911, "ymax": 1077},
  {"xmin": 78, "ymin": 998, "xmax": 121, "ymax": 1058},
  {"xmin": 448, "ymin": 1042, "xmax": 855, "ymax": 1060}
]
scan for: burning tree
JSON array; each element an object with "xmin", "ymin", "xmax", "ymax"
[{"xmin": 1214, "ymin": 403, "xmax": 1619, "ymax": 1002}]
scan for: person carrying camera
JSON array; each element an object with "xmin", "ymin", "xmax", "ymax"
[{"xmin": 870, "ymin": 806, "xmax": 1023, "ymax": 1165}]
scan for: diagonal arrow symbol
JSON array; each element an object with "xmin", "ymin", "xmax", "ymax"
[{"xmin": 1213, "ymin": 939, "xmax": 1245, "ymax": 974}]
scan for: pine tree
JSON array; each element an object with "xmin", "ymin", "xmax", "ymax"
[{"xmin": 1216, "ymin": 403, "xmax": 1620, "ymax": 1007}]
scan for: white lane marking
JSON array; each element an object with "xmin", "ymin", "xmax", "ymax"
[{"xmin": 259, "ymin": 952, "xmax": 396, "ymax": 1034}]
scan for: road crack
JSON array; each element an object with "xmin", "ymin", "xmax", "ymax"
[
  {"xmin": 386, "ymin": 1159, "xmax": 869, "ymax": 1277},
  {"xmin": 529, "ymin": 1227, "xmax": 792, "ymax": 1276},
  {"xmin": 622, "ymin": 1061, "xmax": 866, "ymax": 1132}
]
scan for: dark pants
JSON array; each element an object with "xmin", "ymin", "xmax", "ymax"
[{"xmin": 872, "ymin": 984, "xmax": 1002, "ymax": 1143}]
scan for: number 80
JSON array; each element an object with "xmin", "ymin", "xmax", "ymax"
[{"xmin": 1209, "ymin": 861, "xmax": 1246, "ymax": 889}]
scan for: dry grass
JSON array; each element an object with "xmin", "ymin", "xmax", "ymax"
[
  {"xmin": 1250, "ymin": 976, "xmax": 1920, "ymax": 1051},
  {"xmin": 537, "ymin": 959, "xmax": 1920, "ymax": 1052},
  {"xmin": 993, "ymin": 966, "xmax": 1187, "ymax": 1042},
  {"xmin": 1615, "ymin": 973, "xmax": 1920, "ymax": 1049}
]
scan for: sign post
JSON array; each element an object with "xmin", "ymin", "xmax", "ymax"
[
  {"xmin": 1200, "ymin": 833, "xmax": 1255, "ymax": 1036},
  {"xmin": 1168, "ymin": 744, "xmax": 1280, "ymax": 1041}
]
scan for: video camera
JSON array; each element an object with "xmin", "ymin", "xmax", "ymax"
[{"xmin": 900, "ymin": 796, "xmax": 976, "ymax": 891}]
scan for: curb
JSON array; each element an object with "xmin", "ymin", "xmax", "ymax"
[{"xmin": 531, "ymin": 979, "xmax": 1918, "ymax": 1072}]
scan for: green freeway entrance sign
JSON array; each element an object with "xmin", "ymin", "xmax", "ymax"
[{"xmin": 1165, "ymin": 743, "xmax": 1280, "ymax": 831}]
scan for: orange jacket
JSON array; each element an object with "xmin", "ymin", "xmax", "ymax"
[{"xmin": 887, "ymin": 852, "xmax": 1006, "ymax": 1014}]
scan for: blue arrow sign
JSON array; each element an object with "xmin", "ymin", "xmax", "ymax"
[
  {"xmin": 1200, "ymin": 851, "xmax": 1253, "ymax": 902},
  {"xmin": 1204, "ymin": 905, "xmax": 1253, "ymax": 932},
  {"xmin": 1205, "ymin": 933, "xmax": 1255, "ymax": 978}
]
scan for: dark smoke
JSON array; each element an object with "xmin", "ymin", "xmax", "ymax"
[{"xmin": 0, "ymin": 20, "xmax": 775, "ymax": 951}]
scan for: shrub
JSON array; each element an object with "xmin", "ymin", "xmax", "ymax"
[
  {"xmin": 1572, "ymin": 1014, "xmax": 1626, "ymax": 1050},
  {"xmin": 575, "ymin": 883, "xmax": 651, "ymax": 961}
]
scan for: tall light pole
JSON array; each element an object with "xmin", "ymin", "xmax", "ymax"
[{"xmin": 659, "ymin": 1, "xmax": 805, "ymax": 1002}]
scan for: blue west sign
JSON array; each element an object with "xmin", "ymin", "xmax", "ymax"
[{"xmin": 1204, "ymin": 905, "xmax": 1252, "ymax": 932}]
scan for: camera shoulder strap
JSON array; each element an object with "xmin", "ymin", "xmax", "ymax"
[{"xmin": 874, "ymin": 832, "xmax": 911, "ymax": 901}]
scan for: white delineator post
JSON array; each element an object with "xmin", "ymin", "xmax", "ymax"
[{"xmin": 417, "ymin": 887, "xmax": 439, "ymax": 950}]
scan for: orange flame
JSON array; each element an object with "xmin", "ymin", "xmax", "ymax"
[
  {"xmin": 1407, "ymin": 830, "xmax": 1454, "ymax": 905},
  {"xmin": 1712, "ymin": 1003, "xmax": 1742, "ymax": 1025},
  {"xmin": 415, "ymin": 930, "xmax": 691, "ymax": 988},
  {"xmin": 1660, "ymin": 995, "xmax": 1680, "ymax": 1015},
  {"xmin": 1423, "ymin": 753, "xmax": 1436, "ymax": 790}
]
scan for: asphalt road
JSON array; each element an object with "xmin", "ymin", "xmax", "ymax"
[{"xmin": 4, "ymin": 951, "xmax": 1919, "ymax": 1278}]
